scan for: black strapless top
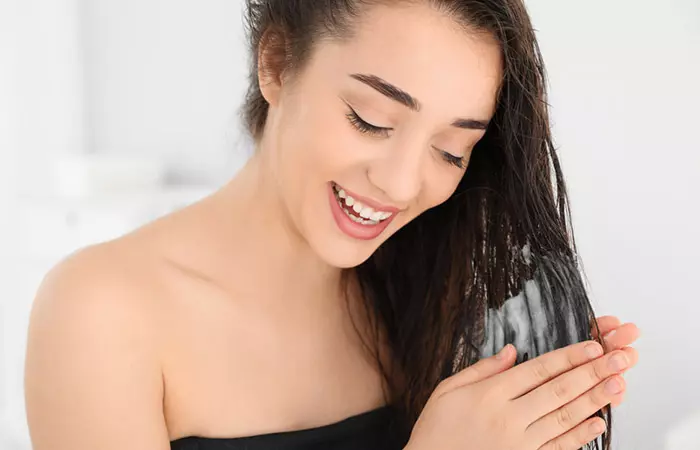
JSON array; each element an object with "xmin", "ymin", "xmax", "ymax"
[{"xmin": 170, "ymin": 405, "xmax": 407, "ymax": 450}]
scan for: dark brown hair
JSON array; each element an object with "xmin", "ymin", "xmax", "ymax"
[{"xmin": 242, "ymin": 1, "xmax": 610, "ymax": 449}]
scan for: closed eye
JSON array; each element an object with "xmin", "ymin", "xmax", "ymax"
[
  {"xmin": 345, "ymin": 107, "xmax": 392, "ymax": 138},
  {"xmin": 436, "ymin": 148, "xmax": 467, "ymax": 169},
  {"xmin": 345, "ymin": 102, "xmax": 467, "ymax": 170}
]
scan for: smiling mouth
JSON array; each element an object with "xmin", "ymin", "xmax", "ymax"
[{"xmin": 331, "ymin": 182, "xmax": 394, "ymax": 226}]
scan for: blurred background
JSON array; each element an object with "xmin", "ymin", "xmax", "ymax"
[{"xmin": 0, "ymin": 0, "xmax": 698, "ymax": 449}]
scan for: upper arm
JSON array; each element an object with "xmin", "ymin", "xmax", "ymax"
[{"xmin": 24, "ymin": 246, "xmax": 170, "ymax": 450}]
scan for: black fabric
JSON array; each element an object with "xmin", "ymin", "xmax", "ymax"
[{"xmin": 170, "ymin": 405, "xmax": 405, "ymax": 450}]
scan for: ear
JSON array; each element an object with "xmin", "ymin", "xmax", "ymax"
[{"xmin": 257, "ymin": 29, "xmax": 290, "ymax": 108}]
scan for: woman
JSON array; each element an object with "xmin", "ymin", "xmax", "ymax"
[{"xmin": 24, "ymin": 1, "xmax": 640, "ymax": 449}]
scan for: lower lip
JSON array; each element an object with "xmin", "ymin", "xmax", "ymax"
[{"xmin": 327, "ymin": 182, "xmax": 395, "ymax": 241}]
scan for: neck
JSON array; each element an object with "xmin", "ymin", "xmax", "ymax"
[{"xmin": 204, "ymin": 152, "xmax": 344, "ymax": 310}]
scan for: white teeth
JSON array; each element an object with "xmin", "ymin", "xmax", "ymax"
[
  {"xmin": 333, "ymin": 183, "xmax": 394, "ymax": 225},
  {"xmin": 343, "ymin": 208, "xmax": 366, "ymax": 224},
  {"xmin": 341, "ymin": 206, "xmax": 379, "ymax": 225}
]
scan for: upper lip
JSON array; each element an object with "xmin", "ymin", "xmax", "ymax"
[{"xmin": 333, "ymin": 182, "xmax": 402, "ymax": 213}]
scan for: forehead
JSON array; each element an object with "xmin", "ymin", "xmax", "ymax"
[{"xmin": 312, "ymin": 3, "xmax": 503, "ymax": 117}]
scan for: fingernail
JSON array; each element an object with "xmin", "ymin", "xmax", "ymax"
[
  {"xmin": 605, "ymin": 377, "xmax": 624, "ymax": 395},
  {"xmin": 608, "ymin": 353, "xmax": 628, "ymax": 372},
  {"xmin": 496, "ymin": 344, "xmax": 511, "ymax": 360},
  {"xmin": 590, "ymin": 420, "xmax": 606, "ymax": 434},
  {"xmin": 585, "ymin": 342, "xmax": 603, "ymax": 359}
]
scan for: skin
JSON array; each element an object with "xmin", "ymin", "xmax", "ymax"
[
  {"xmin": 23, "ymin": 3, "xmax": 639, "ymax": 450},
  {"xmin": 256, "ymin": 3, "xmax": 502, "ymax": 268},
  {"xmin": 408, "ymin": 336, "xmax": 640, "ymax": 450}
]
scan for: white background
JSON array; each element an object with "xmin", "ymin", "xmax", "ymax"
[{"xmin": 0, "ymin": 1, "xmax": 698, "ymax": 449}]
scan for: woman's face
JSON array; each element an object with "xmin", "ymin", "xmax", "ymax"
[{"xmin": 260, "ymin": 3, "xmax": 502, "ymax": 268}]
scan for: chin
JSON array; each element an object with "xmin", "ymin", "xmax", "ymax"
[
  {"xmin": 307, "ymin": 232, "xmax": 379, "ymax": 269},
  {"xmin": 295, "ymin": 180, "xmax": 403, "ymax": 269},
  {"xmin": 300, "ymin": 208, "xmax": 389, "ymax": 270},
  {"xmin": 321, "ymin": 252, "xmax": 373, "ymax": 270}
]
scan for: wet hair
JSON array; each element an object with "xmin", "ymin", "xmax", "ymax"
[{"xmin": 242, "ymin": 1, "xmax": 610, "ymax": 449}]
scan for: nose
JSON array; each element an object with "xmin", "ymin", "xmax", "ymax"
[{"xmin": 367, "ymin": 140, "xmax": 424, "ymax": 206}]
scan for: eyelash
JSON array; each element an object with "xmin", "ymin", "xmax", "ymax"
[
  {"xmin": 345, "ymin": 109, "xmax": 390, "ymax": 137},
  {"xmin": 345, "ymin": 108, "xmax": 467, "ymax": 169},
  {"xmin": 439, "ymin": 151, "xmax": 467, "ymax": 169}
]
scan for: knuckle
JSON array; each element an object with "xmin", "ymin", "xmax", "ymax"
[
  {"xmin": 590, "ymin": 383, "xmax": 609, "ymax": 407},
  {"xmin": 540, "ymin": 438, "xmax": 566, "ymax": 450},
  {"xmin": 551, "ymin": 378, "xmax": 570, "ymax": 401},
  {"xmin": 531, "ymin": 358, "xmax": 552, "ymax": 381},
  {"xmin": 566, "ymin": 346, "xmax": 580, "ymax": 368},
  {"xmin": 555, "ymin": 405, "xmax": 574, "ymax": 430},
  {"xmin": 590, "ymin": 358, "xmax": 608, "ymax": 382},
  {"xmin": 578, "ymin": 421, "xmax": 603, "ymax": 448}
]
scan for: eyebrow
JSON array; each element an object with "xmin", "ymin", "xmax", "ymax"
[{"xmin": 349, "ymin": 73, "xmax": 490, "ymax": 130}]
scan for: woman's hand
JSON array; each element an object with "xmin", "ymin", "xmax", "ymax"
[
  {"xmin": 592, "ymin": 315, "xmax": 640, "ymax": 355},
  {"xmin": 406, "ymin": 332, "xmax": 639, "ymax": 450},
  {"xmin": 591, "ymin": 316, "xmax": 640, "ymax": 407}
]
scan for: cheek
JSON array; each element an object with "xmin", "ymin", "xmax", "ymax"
[
  {"xmin": 419, "ymin": 151, "xmax": 475, "ymax": 209},
  {"xmin": 275, "ymin": 97, "xmax": 360, "ymax": 217},
  {"xmin": 307, "ymin": 111, "xmax": 366, "ymax": 176},
  {"xmin": 277, "ymin": 103, "xmax": 338, "ymax": 180},
  {"xmin": 390, "ymin": 172, "xmax": 462, "ymax": 233},
  {"xmin": 420, "ymin": 168, "xmax": 464, "ymax": 210}
]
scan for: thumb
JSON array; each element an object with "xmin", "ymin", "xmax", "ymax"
[{"xmin": 436, "ymin": 344, "xmax": 517, "ymax": 396}]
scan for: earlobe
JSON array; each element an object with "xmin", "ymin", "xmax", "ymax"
[{"xmin": 257, "ymin": 29, "xmax": 288, "ymax": 107}]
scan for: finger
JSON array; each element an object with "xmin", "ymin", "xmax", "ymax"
[
  {"xmin": 526, "ymin": 375, "xmax": 625, "ymax": 444},
  {"xmin": 516, "ymin": 347, "xmax": 635, "ymax": 421},
  {"xmin": 605, "ymin": 346, "xmax": 639, "ymax": 376},
  {"xmin": 611, "ymin": 390, "xmax": 626, "ymax": 408},
  {"xmin": 538, "ymin": 417, "xmax": 607, "ymax": 450},
  {"xmin": 591, "ymin": 316, "xmax": 621, "ymax": 339},
  {"xmin": 618, "ymin": 346, "xmax": 639, "ymax": 374},
  {"xmin": 492, "ymin": 340, "xmax": 604, "ymax": 399},
  {"xmin": 601, "ymin": 323, "xmax": 640, "ymax": 352},
  {"xmin": 435, "ymin": 344, "xmax": 517, "ymax": 397}
]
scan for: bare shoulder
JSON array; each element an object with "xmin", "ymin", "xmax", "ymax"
[
  {"xmin": 28, "ymin": 238, "xmax": 166, "ymax": 351},
  {"xmin": 24, "ymin": 241, "xmax": 171, "ymax": 450},
  {"xmin": 28, "ymin": 197, "xmax": 207, "ymax": 325}
]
